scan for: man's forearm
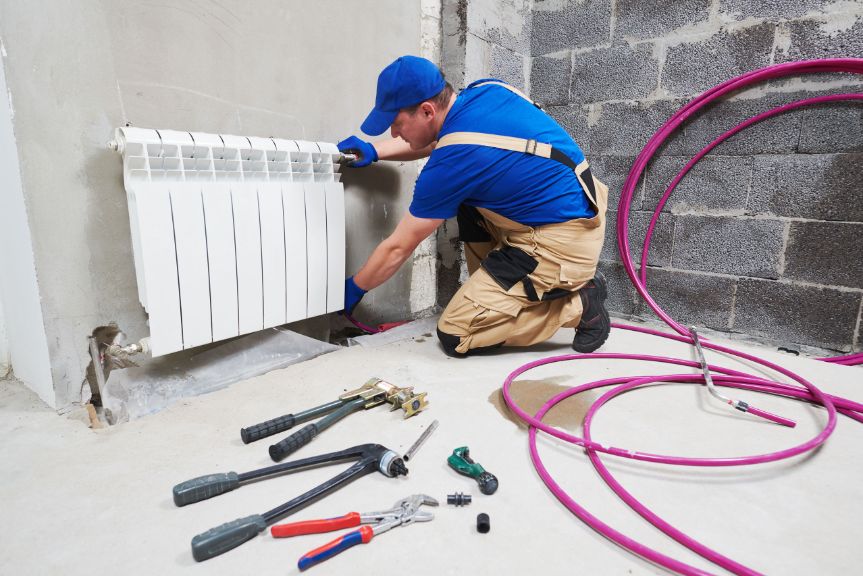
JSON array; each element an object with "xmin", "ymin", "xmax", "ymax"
[
  {"xmin": 354, "ymin": 240, "xmax": 413, "ymax": 290},
  {"xmin": 373, "ymin": 137, "xmax": 435, "ymax": 161}
]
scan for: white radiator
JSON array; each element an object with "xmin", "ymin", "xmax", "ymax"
[{"xmin": 112, "ymin": 127, "xmax": 345, "ymax": 357}]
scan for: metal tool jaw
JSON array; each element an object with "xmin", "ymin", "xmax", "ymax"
[
  {"xmin": 339, "ymin": 378, "xmax": 429, "ymax": 418},
  {"xmin": 368, "ymin": 494, "xmax": 437, "ymax": 537},
  {"xmin": 393, "ymin": 494, "xmax": 438, "ymax": 526}
]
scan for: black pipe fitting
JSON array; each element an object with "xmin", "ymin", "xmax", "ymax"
[
  {"xmin": 477, "ymin": 512, "xmax": 490, "ymax": 533},
  {"xmin": 447, "ymin": 492, "xmax": 472, "ymax": 506}
]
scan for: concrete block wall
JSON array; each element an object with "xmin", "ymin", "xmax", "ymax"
[
  {"xmin": 437, "ymin": 0, "xmax": 534, "ymax": 305},
  {"xmin": 528, "ymin": 0, "xmax": 863, "ymax": 354}
]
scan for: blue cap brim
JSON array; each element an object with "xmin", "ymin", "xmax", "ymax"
[{"xmin": 361, "ymin": 107, "xmax": 398, "ymax": 136}]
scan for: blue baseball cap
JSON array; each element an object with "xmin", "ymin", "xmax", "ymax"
[{"xmin": 361, "ymin": 55, "xmax": 446, "ymax": 136}]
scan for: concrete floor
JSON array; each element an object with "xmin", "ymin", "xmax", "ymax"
[{"xmin": 1, "ymin": 317, "xmax": 861, "ymax": 575}]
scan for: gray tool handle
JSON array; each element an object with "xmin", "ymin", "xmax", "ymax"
[
  {"xmin": 241, "ymin": 414, "xmax": 296, "ymax": 444},
  {"xmin": 191, "ymin": 514, "xmax": 267, "ymax": 562},
  {"xmin": 172, "ymin": 472, "xmax": 239, "ymax": 507},
  {"xmin": 269, "ymin": 423, "xmax": 318, "ymax": 462}
]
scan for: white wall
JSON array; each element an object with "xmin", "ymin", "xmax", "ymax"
[
  {"xmin": 0, "ymin": 49, "xmax": 54, "ymax": 402},
  {"xmin": 0, "ymin": 295, "xmax": 9, "ymax": 377},
  {"xmin": 0, "ymin": 2, "xmax": 423, "ymax": 409}
]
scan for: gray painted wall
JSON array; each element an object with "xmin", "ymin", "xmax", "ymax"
[
  {"xmin": 0, "ymin": 1, "xmax": 422, "ymax": 408},
  {"xmin": 525, "ymin": 0, "xmax": 862, "ymax": 354}
]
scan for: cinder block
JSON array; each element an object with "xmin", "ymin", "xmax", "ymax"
[
  {"xmin": 601, "ymin": 209, "xmax": 623, "ymax": 262},
  {"xmin": 602, "ymin": 209, "xmax": 673, "ymax": 267},
  {"xmin": 589, "ymin": 99, "xmax": 688, "ymax": 156},
  {"xmin": 570, "ymin": 44, "xmax": 659, "ymax": 103},
  {"xmin": 635, "ymin": 268, "xmax": 736, "ymax": 330},
  {"xmin": 784, "ymin": 222, "xmax": 863, "ymax": 289},
  {"xmin": 733, "ymin": 279, "xmax": 859, "ymax": 350},
  {"xmin": 547, "ymin": 104, "xmax": 591, "ymax": 155},
  {"xmin": 748, "ymin": 153, "xmax": 863, "ymax": 222},
  {"xmin": 616, "ymin": 0, "xmax": 710, "ymax": 40},
  {"xmin": 776, "ymin": 19, "xmax": 863, "ymax": 62},
  {"xmin": 530, "ymin": 52, "xmax": 572, "ymax": 106},
  {"xmin": 490, "ymin": 44, "xmax": 526, "ymax": 91},
  {"xmin": 682, "ymin": 92, "xmax": 807, "ymax": 156},
  {"xmin": 672, "ymin": 216, "xmax": 784, "ymax": 279},
  {"xmin": 530, "ymin": 0, "xmax": 612, "ymax": 55},
  {"xmin": 643, "ymin": 156, "xmax": 751, "ymax": 214},
  {"xmin": 662, "ymin": 23, "xmax": 775, "ymax": 96},
  {"xmin": 590, "ymin": 155, "xmax": 642, "ymax": 211},
  {"xmin": 597, "ymin": 260, "xmax": 641, "ymax": 316},
  {"xmin": 720, "ymin": 0, "xmax": 835, "ymax": 20},
  {"xmin": 798, "ymin": 103, "xmax": 863, "ymax": 154}
]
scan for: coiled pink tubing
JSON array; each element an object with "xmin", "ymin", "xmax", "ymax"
[{"xmin": 503, "ymin": 59, "xmax": 863, "ymax": 575}]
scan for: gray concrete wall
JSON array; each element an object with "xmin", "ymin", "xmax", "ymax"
[
  {"xmin": 0, "ymin": 0, "xmax": 423, "ymax": 408},
  {"xmin": 437, "ymin": 0, "xmax": 534, "ymax": 307},
  {"xmin": 528, "ymin": 0, "xmax": 863, "ymax": 354}
]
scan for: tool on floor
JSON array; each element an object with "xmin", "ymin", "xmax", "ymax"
[
  {"xmin": 477, "ymin": 513, "xmax": 490, "ymax": 534},
  {"xmin": 241, "ymin": 377, "xmax": 429, "ymax": 462},
  {"xmin": 271, "ymin": 493, "xmax": 437, "ymax": 571},
  {"xmin": 447, "ymin": 447, "xmax": 498, "ymax": 495},
  {"xmin": 403, "ymin": 419, "xmax": 439, "ymax": 461},
  {"xmin": 447, "ymin": 492, "xmax": 471, "ymax": 506},
  {"xmin": 690, "ymin": 327, "xmax": 796, "ymax": 427},
  {"xmin": 172, "ymin": 443, "xmax": 408, "ymax": 561}
]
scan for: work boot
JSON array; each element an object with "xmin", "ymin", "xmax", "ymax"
[{"xmin": 572, "ymin": 273, "xmax": 610, "ymax": 353}]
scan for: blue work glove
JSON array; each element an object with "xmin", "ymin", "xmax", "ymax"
[
  {"xmin": 337, "ymin": 135, "xmax": 378, "ymax": 167},
  {"xmin": 344, "ymin": 276, "xmax": 368, "ymax": 314}
]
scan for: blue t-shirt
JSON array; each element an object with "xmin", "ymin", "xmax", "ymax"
[{"xmin": 409, "ymin": 79, "xmax": 593, "ymax": 226}]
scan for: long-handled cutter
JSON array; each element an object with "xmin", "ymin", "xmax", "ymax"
[{"xmin": 240, "ymin": 378, "xmax": 429, "ymax": 461}]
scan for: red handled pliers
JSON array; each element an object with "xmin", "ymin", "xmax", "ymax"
[{"xmin": 271, "ymin": 494, "xmax": 437, "ymax": 571}]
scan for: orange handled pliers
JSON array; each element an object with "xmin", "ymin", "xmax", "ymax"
[{"xmin": 271, "ymin": 494, "xmax": 437, "ymax": 571}]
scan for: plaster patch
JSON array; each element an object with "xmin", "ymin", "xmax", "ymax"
[
  {"xmin": 500, "ymin": 0, "xmax": 529, "ymax": 38},
  {"xmin": 813, "ymin": 6, "xmax": 861, "ymax": 36},
  {"xmin": 774, "ymin": 25, "xmax": 793, "ymax": 56},
  {"xmin": 587, "ymin": 102, "xmax": 603, "ymax": 128}
]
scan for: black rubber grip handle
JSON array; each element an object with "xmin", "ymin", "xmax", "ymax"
[
  {"xmin": 172, "ymin": 472, "xmax": 239, "ymax": 507},
  {"xmin": 241, "ymin": 414, "xmax": 296, "ymax": 444},
  {"xmin": 269, "ymin": 423, "xmax": 318, "ymax": 462},
  {"xmin": 191, "ymin": 514, "xmax": 267, "ymax": 562}
]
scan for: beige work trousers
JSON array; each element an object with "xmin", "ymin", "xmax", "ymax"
[{"xmin": 438, "ymin": 178, "xmax": 608, "ymax": 354}]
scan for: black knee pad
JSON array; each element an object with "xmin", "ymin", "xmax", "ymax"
[
  {"xmin": 437, "ymin": 328, "xmax": 467, "ymax": 358},
  {"xmin": 437, "ymin": 329, "xmax": 505, "ymax": 358}
]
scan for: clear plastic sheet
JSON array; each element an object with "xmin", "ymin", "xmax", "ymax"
[{"xmin": 101, "ymin": 328, "xmax": 338, "ymax": 423}]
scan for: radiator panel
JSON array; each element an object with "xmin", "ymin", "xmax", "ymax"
[
  {"xmin": 115, "ymin": 128, "xmax": 345, "ymax": 357},
  {"xmin": 202, "ymin": 183, "xmax": 239, "ymax": 343}
]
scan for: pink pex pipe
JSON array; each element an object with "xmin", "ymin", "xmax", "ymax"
[
  {"xmin": 616, "ymin": 58, "xmax": 863, "ymax": 364},
  {"xmin": 502, "ymin": 59, "xmax": 863, "ymax": 576}
]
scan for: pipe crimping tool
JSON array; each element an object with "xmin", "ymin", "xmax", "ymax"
[
  {"xmin": 241, "ymin": 377, "xmax": 429, "ymax": 461},
  {"xmin": 173, "ymin": 443, "xmax": 408, "ymax": 562},
  {"xmin": 271, "ymin": 493, "xmax": 438, "ymax": 571}
]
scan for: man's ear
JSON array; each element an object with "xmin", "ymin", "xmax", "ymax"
[{"xmin": 421, "ymin": 101, "xmax": 435, "ymax": 119}]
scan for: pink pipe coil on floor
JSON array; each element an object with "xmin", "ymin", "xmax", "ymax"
[{"xmin": 503, "ymin": 59, "xmax": 863, "ymax": 576}]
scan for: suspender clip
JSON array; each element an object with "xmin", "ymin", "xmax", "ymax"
[{"xmin": 525, "ymin": 139, "xmax": 538, "ymax": 155}]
